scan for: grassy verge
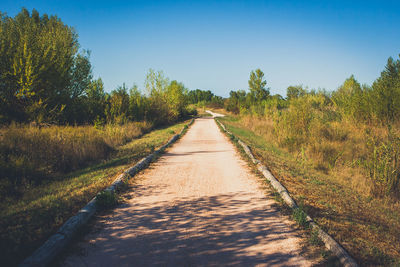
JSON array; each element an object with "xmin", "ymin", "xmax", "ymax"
[
  {"xmin": 219, "ymin": 115, "xmax": 400, "ymax": 266},
  {"xmin": 0, "ymin": 122, "xmax": 153, "ymax": 197},
  {"xmin": 0, "ymin": 120, "xmax": 189, "ymax": 266}
]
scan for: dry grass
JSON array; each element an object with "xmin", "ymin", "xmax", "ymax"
[
  {"xmin": 239, "ymin": 113, "xmax": 400, "ymax": 199},
  {"xmin": 0, "ymin": 122, "xmax": 152, "ymax": 196},
  {"xmin": 221, "ymin": 115, "xmax": 400, "ymax": 266}
]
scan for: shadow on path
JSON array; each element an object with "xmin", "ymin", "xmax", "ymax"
[{"xmin": 64, "ymin": 192, "xmax": 305, "ymax": 267}]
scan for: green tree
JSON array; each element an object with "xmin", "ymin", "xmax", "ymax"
[
  {"xmin": 64, "ymin": 50, "xmax": 93, "ymax": 123},
  {"xmin": 106, "ymin": 84, "xmax": 130, "ymax": 124},
  {"xmin": 332, "ymin": 75, "xmax": 371, "ymax": 121},
  {"xmin": 86, "ymin": 78, "xmax": 106, "ymax": 122},
  {"xmin": 286, "ymin": 85, "xmax": 306, "ymax": 100},
  {"xmin": 248, "ymin": 69, "xmax": 269, "ymax": 102},
  {"xmin": 371, "ymin": 56, "xmax": 400, "ymax": 125},
  {"xmin": 225, "ymin": 90, "xmax": 247, "ymax": 114},
  {"xmin": 143, "ymin": 69, "xmax": 170, "ymax": 124},
  {"xmin": 128, "ymin": 85, "xmax": 147, "ymax": 121},
  {"xmin": 166, "ymin": 80, "xmax": 187, "ymax": 121},
  {"xmin": 0, "ymin": 8, "xmax": 92, "ymax": 123}
]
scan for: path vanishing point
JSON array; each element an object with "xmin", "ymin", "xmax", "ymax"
[{"xmin": 62, "ymin": 116, "xmax": 313, "ymax": 267}]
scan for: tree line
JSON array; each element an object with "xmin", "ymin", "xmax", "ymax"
[
  {"xmin": 226, "ymin": 56, "xmax": 400, "ymax": 126},
  {"xmin": 225, "ymin": 57, "xmax": 400, "ymax": 198},
  {"xmin": 0, "ymin": 9, "xmax": 223, "ymax": 126}
]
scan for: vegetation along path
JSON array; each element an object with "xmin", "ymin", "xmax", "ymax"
[{"xmin": 62, "ymin": 117, "xmax": 314, "ymax": 266}]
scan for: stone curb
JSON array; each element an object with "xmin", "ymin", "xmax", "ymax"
[
  {"xmin": 214, "ymin": 118, "xmax": 358, "ymax": 267},
  {"xmin": 20, "ymin": 118, "xmax": 195, "ymax": 267}
]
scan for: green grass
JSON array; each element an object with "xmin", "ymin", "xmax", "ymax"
[
  {"xmin": 96, "ymin": 190, "xmax": 119, "ymax": 209},
  {"xmin": 219, "ymin": 115, "xmax": 400, "ymax": 266},
  {"xmin": 0, "ymin": 120, "xmax": 189, "ymax": 266}
]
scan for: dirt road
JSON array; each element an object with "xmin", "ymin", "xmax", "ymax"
[{"xmin": 63, "ymin": 118, "xmax": 313, "ymax": 266}]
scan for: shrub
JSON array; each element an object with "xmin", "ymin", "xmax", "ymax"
[
  {"xmin": 274, "ymin": 95, "xmax": 317, "ymax": 148},
  {"xmin": 292, "ymin": 205, "xmax": 309, "ymax": 228},
  {"xmin": 96, "ymin": 190, "xmax": 118, "ymax": 209}
]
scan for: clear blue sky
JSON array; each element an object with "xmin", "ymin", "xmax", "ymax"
[{"xmin": 2, "ymin": 0, "xmax": 400, "ymax": 97}]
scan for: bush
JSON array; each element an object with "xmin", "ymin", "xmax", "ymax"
[
  {"xmin": 96, "ymin": 190, "xmax": 118, "ymax": 209},
  {"xmin": 292, "ymin": 205, "xmax": 309, "ymax": 228},
  {"xmin": 274, "ymin": 95, "xmax": 317, "ymax": 149}
]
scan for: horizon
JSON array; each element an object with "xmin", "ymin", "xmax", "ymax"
[{"xmin": 2, "ymin": 0, "xmax": 400, "ymax": 97}]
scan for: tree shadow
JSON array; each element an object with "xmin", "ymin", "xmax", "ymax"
[{"xmin": 62, "ymin": 192, "xmax": 308, "ymax": 266}]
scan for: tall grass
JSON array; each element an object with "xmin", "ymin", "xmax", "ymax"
[
  {"xmin": 0, "ymin": 122, "xmax": 152, "ymax": 197},
  {"xmin": 366, "ymin": 134, "xmax": 400, "ymax": 197},
  {"xmin": 238, "ymin": 94, "xmax": 400, "ymax": 199}
]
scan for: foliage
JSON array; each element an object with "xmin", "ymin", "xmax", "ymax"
[
  {"xmin": 332, "ymin": 75, "xmax": 372, "ymax": 122},
  {"xmin": 292, "ymin": 205, "xmax": 309, "ymax": 228},
  {"xmin": 248, "ymin": 68, "xmax": 269, "ymax": 102},
  {"xmin": 371, "ymin": 56, "xmax": 400, "ymax": 125},
  {"xmin": 0, "ymin": 9, "xmax": 89, "ymax": 123},
  {"xmin": 0, "ymin": 9, "xmax": 195, "ymax": 126},
  {"xmin": 286, "ymin": 85, "xmax": 306, "ymax": 100},
  {"xmin": 187, "ymin": 88, "xmax": 224, "ymax": 108},
  {"xmin": 224, "ymin": 58, "xmax": 400, "ymax": 198},
  {"xmin": 96, "ymin": 190, "xmax": 118, "ymax": 209},
  {"xmin": 225, "ymin": 90, "xmax": 247, "ymax": 114},
  {"xmin": 106, "ymin": 84, "xmax": 130, "ymax": 124}
]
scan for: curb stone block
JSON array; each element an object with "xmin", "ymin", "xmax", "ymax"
[{"xmin": 19, "ymin": 234, "xmax": 67, "ymax": 267}]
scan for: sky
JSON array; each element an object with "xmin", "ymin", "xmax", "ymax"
[{"xmin": 2, "ymin": 0, "xmax": 400, "ymax": 97}]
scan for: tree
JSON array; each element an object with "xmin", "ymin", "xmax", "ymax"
[
  {"xmin": 225, "ymin": 90, "xmax": 247, "ymax": 114},
  {"xmin": 166, "ymin": 80, "xmax": 187, "ymax": 121},
  {"xmin": 187, "ymin": 89, "xmax": 215, "ymax": 104},
  {"xmin": 332, "ymin": 75, "xmax": 371, "ymax": 121},
  {"xmin": 286, "ymin": 85, "xmax": 306, "ymax": 100},
  {"xmin": 248, "ymin": 69, "xmax": 269, "ymax": 102},
  {"xmin": 371, "ymin": 56, "xmax": 400, "ymax": 125},
  {"xmin": 106, "ymin": 84, "xmax": 130, "ymax": 124},
  {"xmin": 0, "ymin": 8, "xmax": 93, "ymax": 123},
  {"xmin": 128, "ymin": 85, "xmax": 146, "ymax": 121},
  {"xmin": 64, "ymin": 50, "xmax": 93, "ymax": 123},
  {"xmin": 86, "ymin": 78, "xmax": 106, "ymax": 122},
  {"xmin": 144, "ymin": 69, "xmax": 170, "ymax": 123}
]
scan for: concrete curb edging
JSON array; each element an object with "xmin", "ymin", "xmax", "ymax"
[
  {"xmin": 20, "ymin": 118, "xmax": 195, "ymax": 267},
  {"xmin": 214, "ymin": 118, "xmax": 358, "ymax": 267}
]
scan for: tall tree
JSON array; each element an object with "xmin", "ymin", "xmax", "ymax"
[
  {"xmin": 248, "ymin": 69, "xmax": 269, "ymax": 102},
  {"xmin": 371, "ymin": 56, "xmax": 400, "ymax": 125},
  {"xmin": 166, "ymin": 80, "xmax": 187, "ymax": 121},
  {"xmin": 286, "ymin": 85, "xmax": 306, "ymax": 100},
  {"xmin": 332, "ymin": 75, "xmax": 371, "ymax": 121},
  {"xmin": 0, "ymin": 8, "xmax": 93, "ymax": 123},
  {"xmin": 85, "ymin": 78, "xmax": 106, "ymax": 122},
  {"xmin": 106, "ymin": 84, "xmax": 130, "ymax": 124}
]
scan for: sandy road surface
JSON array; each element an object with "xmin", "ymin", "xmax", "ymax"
[{"xmin": 63, "ymin": 118, "xmax": 312, "ymax": 267}]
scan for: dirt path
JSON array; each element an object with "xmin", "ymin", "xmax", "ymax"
[{"xmin": 62, "ymin": 118, "xmax": 313, "ymax": 266}]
